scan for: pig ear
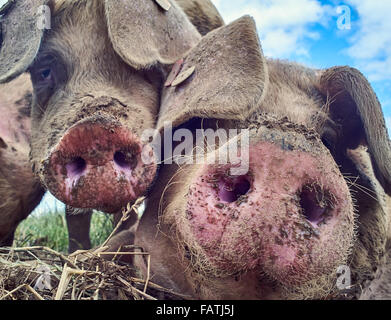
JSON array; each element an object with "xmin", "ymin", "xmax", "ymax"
[
  {"xmin": 175, "ymin": 0, "xmax": 225, "ymax": 35},
  {"xmin": 319, "ymin": 67, "xmax": 391, "ymax": 194},
  {"xmin": 0, "ymin": 0, "xmax": 48, "ymax": 83},
  {"xmin": 157, "ymin": 16, "xmax": 268, "ymax": 130},
  {"xmin": 104, "ymin": 0, "xmax": 201, "ymax": 70}
]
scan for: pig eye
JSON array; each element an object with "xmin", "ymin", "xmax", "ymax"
[
  {"xmin": 32, "ymin": 55, "xmax": 58, "ymax": 86},
  {"xmin": 31, "ymin": 62, "xmax": 61, "ymax": 110},
  {"xmin": 40, "ymin": 68, "xmax": 52, "ymax": 81},
  {"xmin": 36, "ymin": 67, "xmax": 54, "ymax": 86}
]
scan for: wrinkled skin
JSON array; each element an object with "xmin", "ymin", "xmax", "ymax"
[
  {"xmin": 0, "ymin": 74, "xmax": 45, "ymax": 246},
  {"xmin": 134, "ymin": 18, "xmax": 391, "ymax": 299}
]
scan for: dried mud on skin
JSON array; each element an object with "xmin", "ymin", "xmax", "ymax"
[{"xmin": 0, "ymin": 201, "xmax": 187, "ymax": 301}]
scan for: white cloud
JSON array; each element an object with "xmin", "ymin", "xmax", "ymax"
[
  {"xmin": 211, "ymin": 0, "xmax": 333, "ymax": 59},
  {"xmin": 345, "ymin": 0, "xmax": 391, "ymax": 82},
  {"xmin": 0, "ymin": 0, "xmax": 8, "ymax": 8}
]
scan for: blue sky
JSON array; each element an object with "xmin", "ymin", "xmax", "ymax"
[{"xmin": 211, "ymin": 0, "xmax": 391, "ymax": 132}]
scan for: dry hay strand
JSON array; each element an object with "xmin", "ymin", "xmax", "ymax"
[{"xmin": 0, "ymin": 200, "xmax": 188, "ymax": 301}]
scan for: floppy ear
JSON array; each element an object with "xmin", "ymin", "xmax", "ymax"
[
  {"xmin": 318, "ymin": 66, "xmax": 391, "ymax": 195},
  {"xmin": 175, "ymin": 0, "xmax": 225, "ymax": 35},
  {"xmin": 157, "ymin": 16, "xmax": 268, "ymax": 130},
  {"xmin": 104, "ymin": 0, "xmax": 201, "ymax": 70},
  {"xmin": 0, "ymin": 0, "xmax": 49, "ymax": 83}
]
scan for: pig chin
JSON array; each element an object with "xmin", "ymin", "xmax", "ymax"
[
  {"xmin": 168, "ymin": 139, "xmax": 355, "ymax": 292},
  {"xmin": 42, "ymin": 121, "xmax": 157, "ymax": 213}
]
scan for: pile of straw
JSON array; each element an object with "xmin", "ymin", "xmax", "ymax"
[
  {"xmin": 0, "ymin": 245, "xmax": 187, "ymax": 300},
  {"xmin": 0, "ymin": 200, "xmax": 187, "ymax": 300}
]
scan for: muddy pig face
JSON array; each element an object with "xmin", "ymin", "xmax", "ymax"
[
  {"xmin": 0, "ymin": 0, "xmax": 201, "ymax": 212},
  {"xmin": 135, "ymin": 17, "xmax": 391, "ymax": 299}
]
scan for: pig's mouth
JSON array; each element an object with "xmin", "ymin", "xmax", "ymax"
[
  {"xmin": 169, "ymin": 139, "xmax": 355, "ymax": 287},
  {"xmin": 44, "ymin": 122, "xmax": 157, "ymax": 213}
]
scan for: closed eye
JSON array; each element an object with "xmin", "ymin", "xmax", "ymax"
[
  {"xmin": 322, "ymin": 136, "xmax": 333, "ymax": 150},
  {"xmin": 321, "ymin": 126, "xmax": 338, "ymax": 153}
]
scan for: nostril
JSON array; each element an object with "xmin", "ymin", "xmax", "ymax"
[
  {"xmin": 114, "ymin": 151, "xmax": 136, "ymax": 169},
  {"xmin": 299, "ymin": 186, "xmax": 328, "ymax": 225},
  {"xmin": 66, "ymin": 157, "xmax": 87, "ymax": 178},
  {"xmin": 218, "ymin": 175, "xmax": 251, "ymax": 203},
  {"xmin": 114, "ymin": 151, "xmax": 126, "ymax": 167}
]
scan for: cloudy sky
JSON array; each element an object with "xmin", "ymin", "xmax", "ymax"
[{"xmin": 1, "ymin": 0, "xmax": 390, "ymax": 213}]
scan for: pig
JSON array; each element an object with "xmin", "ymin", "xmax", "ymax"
[
  {"xmin": 0, "ymin": 74, "xmax": 45, "ymax": 246},
  {"xmin": 0, "ymin": 0, "xmax": 201, "ymax": 212},
  {"xmin": 133, "ymin": 17, "xmax": 391, "ymax": 299},
  {"xmin": 0, "ymin": 0, "xmax": 223, "ymax": 251},
  {"xmin": 0, "ymin": 73, "xmax": 93, "ymax": 251}
]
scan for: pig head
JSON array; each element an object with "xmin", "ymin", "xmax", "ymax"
[
  {"xmin": 0, "ymin": 74, "xmax": 45, "ymax": 246},
  {"xmin": 0, "ymin": 0, "xmax": 203, "ymax": 213},
  {"xmin": 134, "ymin": 17, "xmax": 391, "ymax": 299}
]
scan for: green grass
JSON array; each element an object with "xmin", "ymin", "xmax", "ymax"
[{"xmin": 14, "ymin": 209, "xmax": 114, "ymax": 253}]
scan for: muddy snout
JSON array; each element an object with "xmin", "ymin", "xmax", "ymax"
[
  {"xmin": 44, "ymin": 120, "xmax": 157, "ymax": 213},
  {"xmin": 175, "ymin": 130, "xmax": 355, "ymax": 284}
]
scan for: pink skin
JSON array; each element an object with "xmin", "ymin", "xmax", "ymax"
[
  {"xmin": 182, "ymin": 140, "xmax": 354, "ymax": 284},
  {"xmin": 47, "ymin": 122, "xmax": 156, "ymax": 213},
  {"xmin": 0, "ymin": 100, "xmax": 31, "ymax": 148}
]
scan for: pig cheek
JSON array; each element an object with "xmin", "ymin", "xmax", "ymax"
[{"xmin": 174, "ymin": 143, "xmax": 355, "ymax": 285}]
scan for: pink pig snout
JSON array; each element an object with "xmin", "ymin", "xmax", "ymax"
[
  {"xmin": 45, "ymin": 121, "xmax": 156, "ymax": 213},
  {"xmin": 180, "ymin": 138, "xmax": 354, "ymax": 284}
]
